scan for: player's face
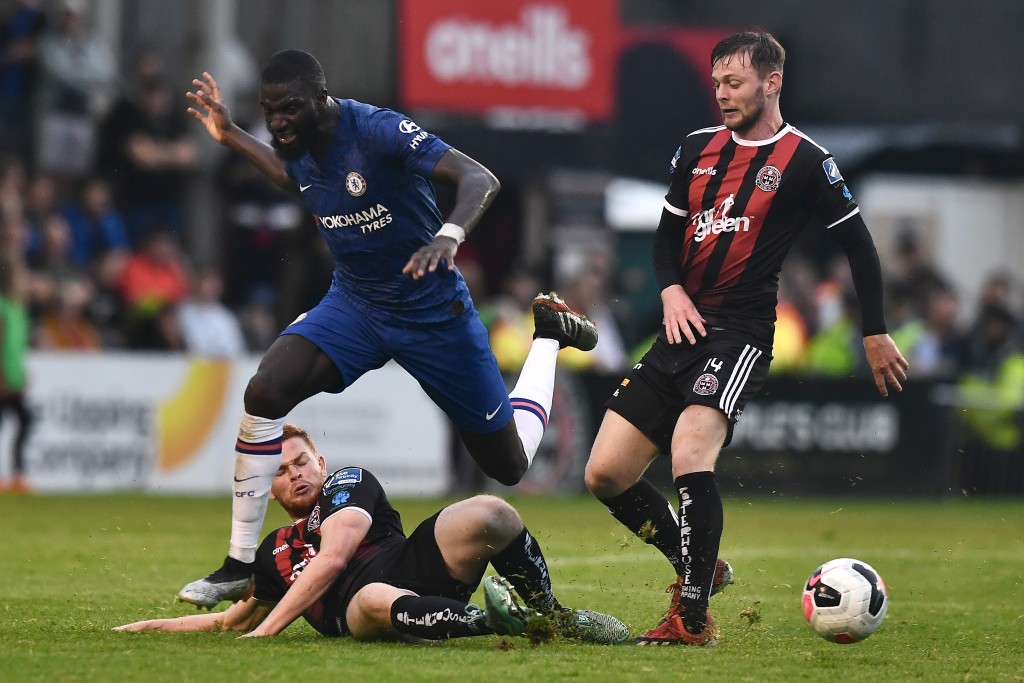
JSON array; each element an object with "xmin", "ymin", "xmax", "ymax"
[
  {"xmin": 712, "ymin": 53, "xmax": 769, "ymax": 135},
  {"xmin": 270, "ymin": 437, "xmax": 327, "ymax": 519},
  {"xmin": 260, "ymin": 80, "xmax": 321, "ymax": 161}
]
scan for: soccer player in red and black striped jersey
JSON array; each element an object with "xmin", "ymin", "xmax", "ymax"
[
  {"xmin": 584, "ymin": 31, "xmax": 909, "ymax": 646},
  {"xmin": 116, "ymin": 423, "xmax": 628, "ymax": 644}
]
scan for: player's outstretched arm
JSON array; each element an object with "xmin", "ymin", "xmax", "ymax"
[
  {"xmin": 242, "ymin": 509, "xmax": 371, "ymax": 637},
  {"xmin": 114, "ymin": 596, "xmax": 270, "ymax": 634},
  {"xmin": 402, "ymin": 149, "xmax": 500, "ymax": 279},
  {"xmin": 186, "ymin": 71, "xmax": 294, "ymax": 192}
]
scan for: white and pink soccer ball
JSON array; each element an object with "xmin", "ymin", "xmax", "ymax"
[{"xmin": 802, "ymin": 557, "xmax": 888, "ymax": 643}]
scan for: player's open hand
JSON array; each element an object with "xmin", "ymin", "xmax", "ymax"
[
  {"xmin": 186, "ymin": 72, "xmax": 233, "ymax": 144},
  {"xmin": 863, "ymin": 333, "xmax": 909, "ymax": 397},
  {"xmin": 402, "ymin": 236, "xmax": 458, "ymax": 280},
  {"xmin": 661, "ymin": 284, "xmax": 706, "ymax": 345}
]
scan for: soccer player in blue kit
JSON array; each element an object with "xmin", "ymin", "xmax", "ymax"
[{"xmin": 178, "ymin": 50, "xmax": 598, "ymax": 607}]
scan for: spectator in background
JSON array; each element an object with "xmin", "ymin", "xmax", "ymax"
[
  {"xmin": 887, "ymin": 230, "xmax": 947, "ymax": 315},
  {"xmin": 0, "ymin": 156, "xmax": 28, "ymax": 244},
  {"xmin": 21, "ymin": 172, "xmax": 60, "ymax": 262},
  {"xmin": 214, "ymin": 99, "xmax": 304, "ymax": 321},
  {"xmin": 117, "ymin": 230, "xmax": 189, "ymax": 350},
  {"xmin": 557, "ymin": 272, "xmax": 629, "ymax": 373},
  {"xmin": 178, "ymin": 268, "xmax": 246, "ymax": 358},
  {"xmin": 813, "ymin": 254, "xmax": 855, "ymax": 333},
  {"xmin": 117, "ymin": 230, "xmax": 189, "ymax": 307},
  {"xmin": 771, "ymin": 299, "xmax": 809, "ymax": 375},
  {"xmin": 957, "ymin": 303, "xmax": 1024, "ymax": 492},
  {"xmin": 24, "ymin": 208, "xmax": 84, "ymax": 317},
  {"xmin": 769, "ymin": 260, "xmax": 814, "ymax": 374},
  {"xmin": 85, "ymin": 247, "xmax": 126, "ymax": 347},
  {"xmin": 972, "ymin": 271, "xmax": 1015, "ymax": 325},
  {"xmin": 0, "ymin": 0, "xmax": 47, "ymax": 164},
  {"xmin": 485, "ymin": 268, "xmax": 543, "ymax": 372},
  {"xmin": 59, "ymin": 177, "xmax": 130, "ymax": 267},
  {"xmin": 802, "ymin": 288, "xmax": 869, "ymax": 378},
  {"xmin": 34, "ymin": 0, "xmax": 115, "ymax": 180},
  {"xmin": 97, "ymin": 51, "xmax": 198, "ymax": 242},
  {"xmin": 920, "ymin": 285, "xmax": 968, "ymax": 378},
  {"xmin": 0, "ymin": 229, "xmax": 33, "ymax": 493},
  {"xmin": 892, "ymin": 282, "xmax": 967, "ymax": 379},
  {"xmin": 0, "ymin": 156, "xmax": 26, "ymax": 220},
  {"xmin": 33, "ymin": 272, "xmax": 102, "ymax": 350},
  {"xmin": 236, "ymin": 299, "xmax": 278, "ymax": 352}
]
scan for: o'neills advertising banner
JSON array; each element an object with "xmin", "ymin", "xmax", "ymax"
[{"xmin": 399, "ymin": 0, "xmax": 618, "ymax": 121}]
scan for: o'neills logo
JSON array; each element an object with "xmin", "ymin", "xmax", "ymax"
[
  {"xmin": 316, "ymin": 203, "xmax": 393, "ymax": 234},
  {"xmin": 691, "ymin": 194, "xmax": 750, "ymax": 242},
  {"xmin": 425, "ymin": 5, "xmax": 591, "ymax": 89}
]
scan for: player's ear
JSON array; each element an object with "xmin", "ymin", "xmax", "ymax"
[
  {"xmin": 766, "ymin": 71, "xmax": 783, "ymax": 96},
  {"xmin": 317, "ymin": 455, "xmax": 326, "ymax": 474}
]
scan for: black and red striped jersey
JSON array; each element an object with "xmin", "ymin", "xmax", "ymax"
[
  {"xmin": 252, "ymin": 467, "xmax": 405, "ymax": 636},
  {"xmin": 662, "ymin": 123, "xmax": 859, "ymax": 332}
]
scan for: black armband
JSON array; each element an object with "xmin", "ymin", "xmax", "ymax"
[
  {"xmin": 653, "ymin": 208, "xmax": 687, "ymax": 290},
  {"xmin": 831, "ymin": 215, "xmax": 887, "ymax": 335}
]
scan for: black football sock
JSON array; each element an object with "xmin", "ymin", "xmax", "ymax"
[
  {"xmin": 490, "ymin": 527, "xmax": 561, "ymax": 613},
  {"xmin": 390, "ymin": 595, "xmax": 490, "ymax": 640},
  {"xmin": 598, "ymin": 478, "xmax": 685, "ymax": 575},
  {"xmin": 213, "ymin": 555, "xmax": 254, "ymax": 579},
  {"xmin": 674, "ymin": 471, "xmax": 723, "ymax": 634}
]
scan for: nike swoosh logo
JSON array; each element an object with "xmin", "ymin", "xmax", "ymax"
[
  {"xmin": 299, "ymin": 183, "xmax": 312, "ymax": 192},
  {"xmin": 233, "ymin": 475, "xmax": 259, "ymax": 482},
  {"xmin": 485, "ymin": 404, "xmax": 502, "ymax": 421},
  {"xmin": 808, "ymin": 566, "xmax": 840, "ymax": 587}
]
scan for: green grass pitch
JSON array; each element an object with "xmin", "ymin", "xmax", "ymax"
[{"xmin": 1, "ymin": 493, "xmax": 1021, "ymax": 682}]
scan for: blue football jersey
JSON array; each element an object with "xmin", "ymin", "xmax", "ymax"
[{"xmin": 285, "ymin": 99, "xmax": 471, "ymax": 326}]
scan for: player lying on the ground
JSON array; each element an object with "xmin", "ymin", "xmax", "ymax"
[{"xmin": 116, "ymin": 423, "xmax": 628, "ymax": 644}]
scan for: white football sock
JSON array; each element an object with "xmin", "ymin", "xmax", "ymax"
[
  {"xmin": 228, "ymin": 413, "xmax": 285, "ymax": 563},
  {"xmin": 509, "ymin": 337, "xmax": 558, "ymax": 467}
]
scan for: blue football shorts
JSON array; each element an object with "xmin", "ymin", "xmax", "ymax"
[{"xmin": 283, "ymin": 292, "xmax": 513, "ymax": 434}]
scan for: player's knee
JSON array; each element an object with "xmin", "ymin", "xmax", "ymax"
[
  {"xmin": 584, "ymin": 461, "xmax": 622, "ymax": 499},
  {"xmin": 467, "ymin": 495, "xmax": 522, "ymax": 541},
  {"xmin": 243, "ymin": 376, "xmax": 287, "ymax": 418},
  {"xmin": 354, "ymin": 584, "xmax": 396, "ymax": 627}
]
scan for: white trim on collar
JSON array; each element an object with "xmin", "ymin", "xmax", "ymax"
[{"xmin": 732, "ymin": 123, "xmax": 791, "ymax": 147}]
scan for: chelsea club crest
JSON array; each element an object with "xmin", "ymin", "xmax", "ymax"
[{"xmin": 346, "ymin": 171, "xmax": 367, "ymax": 197}]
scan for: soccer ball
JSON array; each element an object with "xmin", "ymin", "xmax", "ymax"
[{"xmin": 802, "ymin": 557, "xmax": 888, "ymax": 643}]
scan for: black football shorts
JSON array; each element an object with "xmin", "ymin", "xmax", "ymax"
[
  {"xmin": 385, "ymin": 511, "xmax": 478, "ymax": 603},
  {"xmin": 606, "ymin": 328, "xmax": 772, "ymax": 453}
]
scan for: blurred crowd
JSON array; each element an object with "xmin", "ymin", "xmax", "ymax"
[
  {"xmin": 1, "ymin": 1, "xmax": 1021, "ymax": 457},
  {"xmin": 0, "ymin": 0, "xmax": 334, "ymax": 361},
  {"xmin": 473, "ymin": 233, "xmax": 1024, "ymax": 385}
]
